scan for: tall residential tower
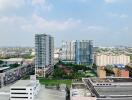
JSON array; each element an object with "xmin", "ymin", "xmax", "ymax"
[
  {"xmin": 61, "ymin": 40, "xmax": 93, "ymax": 65},
  {"xmin": 35, "ymin": 34, "xmax": 54, "ymax": 77},
  {"xmin": 75, "ymin": 40, "xmax": 93, "ymax": 65},
  {"xmin": 61, "ymin": 41, "xmax": 75, "ymax": 61}
]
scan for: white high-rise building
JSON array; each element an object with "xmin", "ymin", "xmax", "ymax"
[
  {"xmin": 35, "ymin": 34, "xmax": 54, "ymax": 77},
  {"xmin": 94, "ymin": 53, "xmax": 130, "ymax": 66},
  {"xmin": 61, "ymin": 41, "xmax": 75, "ymax": 61}
]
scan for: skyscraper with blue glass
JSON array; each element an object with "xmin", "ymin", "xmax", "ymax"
[{"xmin": 75, "ymin": 40, "xmax": 93, "ymax": 65}]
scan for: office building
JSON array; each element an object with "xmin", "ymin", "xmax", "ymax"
[
  {"xmin": 75, "ymin": 40, "xmax": 93, "ymax": 65},
  {"xmin": 94, "ymin": 53, "xmax": 130, "ymax": 66},
  {"xmin": 35, "ymin": 34, "xmax": 54, "ymax": 77}
]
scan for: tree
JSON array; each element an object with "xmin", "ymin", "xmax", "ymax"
[
  {"xmin": 0, "ymin": 60, "xmax": 4, "ymax": 65},
  {"xmin": 92, "ymin": 63, "xmax": 97, "ymax": 69},
  {"xmin": 10, "ymin": 63, "xmax": 20, "ymax": 69}
]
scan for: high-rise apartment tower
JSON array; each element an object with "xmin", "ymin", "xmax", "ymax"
[
  {"xmin": 75, "ymin": 40, "xmax": 93, "ymax": 65},
  {"xmin": 35, "ymin": 34, "xmax": 54, "ymax": 77}
]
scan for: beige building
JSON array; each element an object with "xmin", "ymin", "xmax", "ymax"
[
  {"xmin": 94, "ymin": 53, "xmax": 130, "ymax": 66},
  {"xmin": 97, "ymin": 66, "xmax": 106, "ymax": 78}
]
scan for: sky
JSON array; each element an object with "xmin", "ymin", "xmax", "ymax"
[{"xmin": 0, "ymin": 0, "xmax": 132, "ymax": 47}]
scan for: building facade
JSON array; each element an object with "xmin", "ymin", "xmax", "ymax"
[
  {"xmin": 0, "ymin": 64, "xmax": 34, "ymax": 88},
  {"xmin": 75, "ymin": 40, "xmax": 93, "ymax": 65},
  {"xmin": 97, "ymin": 66, "xmax": 106, "ymax": 78},
  {"xmin": 113, "ymin": 68, "xmax": 129, "ymax": 78},
  {"xmin": 10, "ymin": 76, "xmax": 40, "ymax": 100},
  {"xmin": 61, "ymin": 41, "xmax": 75, "ymax": 61},
  {"xmin": 61, "ymin": 40, "xmax": 93, "ymax": 65},
  {"xmin": 83, "ymin": 78, "xmax": 132, "ymax": 100},
  {"xmin": 35, "ymin": 34, "xmax": 54, "ymax": 77},
  {"xmin": 94, "ymin": 53, "xmax": 130, "ymax": 66}
]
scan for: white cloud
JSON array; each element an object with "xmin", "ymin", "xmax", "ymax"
[
  {"xmin": 0, "ymin": 0, "xmax": 52, "ymax": 12},
  {"xmin": 0, "ymin": 0, "xmax": 25, "ymax": 11},
  {"xmin": 0, "ymin": 16, "xmax": 27, "ymax": 27},
  {"xmin": 104, "ymin": 0, "xmax": 128, "ymax": 4},
  {"xmin": 60, "ymin": 0, "xmax": 92, "ymax": 3},
  {"xmin": 0, "ymin": 14, "xmax": 81, "ymax": 34},
  {"xmin": 78, "ymin": 0, "xmax": 92, "ymax": 2},
  {"xmin": 21, "ymin": 14, "xmax": 81, "ymax": 32},
  {"xmin": 32, "ymin": 0, "xmax": 45, "ymax": 4},
  {"xmin": 31, "ymin": 0, "xmax": 52, "ymax": 11},
  {"xmin": 105, "ymin": 0, "xmax": 117, "ymax": 3},
  {"xmin": 120, "ymin": 14, "xmax": 128, "ymax": 18},
  {"xmin": 108, "ymin": 13, "xmax": 128, "ymax": 19},
  {"xmin": 82, "ymin": 26, "xmax": 106, "ymax": 32}
]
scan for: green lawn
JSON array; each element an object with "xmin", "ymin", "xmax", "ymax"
[
  {"xmin": 38, "ymin": 78, "xmax": 72, "ymax": 87},
  {"xmin": 21, "ymin": 75, "xmax": 72, "ymax": 86}
]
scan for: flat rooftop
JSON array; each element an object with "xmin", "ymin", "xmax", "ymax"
[
  {"xmin": 11, "ymin": 80, "xmax": 38, "ymax": 87},
  {"xmin": 72, "ymin": 83, "xmax": 85, "ymax": 89},
  {"xmin": 90, "ymin": 77, "xmax": 132, "ymax": 83},
  {"xmin": 1, "ymin": 58, "xmax": 23, "ymax": 62},
  {"xmin": 83, "ymin": 78, "xmax": 132, "ymax": 99},
  {"xmin": 71, "ymin": 83, "xmax": 92, "ymax": 99},
  {"xmin": 36, "ymin": 86, "xmax": 66, "ymax": 100},
  {"xmin": 0, "ymin": 83, "xmax": 66, "ymax": 100},
  {"xmin": 95, "ymin": 86, "xmax": 132, "ymax": 97},
  {"xmin": 0, "ymin": 95, "xmax": 10, "ymax": 100}
]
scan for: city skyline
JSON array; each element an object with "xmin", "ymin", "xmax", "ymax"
[{"xmin": 0, "ymin": 0, "xmax": 132, "ymax": 47}]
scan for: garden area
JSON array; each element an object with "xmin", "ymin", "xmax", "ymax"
[
  {"xmin": 22, "ymin": 61, "xmax": 97, "ymax": 87},
  {"xmin": 52, "ymin": 61, "xmax": 96, "ymax": 79},
  {"xmin": 39, "ymin": 78, "xmax": 72, "ymax": 87}
]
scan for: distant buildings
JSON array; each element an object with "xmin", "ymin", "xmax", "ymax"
[
  {"xmin": 97, "ymin": 66, "xmax": 129, "ymax": 78},
  {"xmin": 94, "ymin": 53, "xmax": 130, "ymax": 66},
  {"xmin": 35, "ymin": 34, "xmax": 54, "ymax": 77},
  {"xmin": 1, "ymin": 58, "xmax": 24, "ymax": 65},
  {"xmin": 61, "ymin": 40, "xmax": 93, "ymax": 65},
  {"xmin": 0, "ymin": 47, "xmax": 33, "ymax": 58}
]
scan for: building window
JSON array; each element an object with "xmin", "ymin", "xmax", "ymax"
[{"xmin": 11, "ymin": 88, "xmax": 26, "ymax": 90}]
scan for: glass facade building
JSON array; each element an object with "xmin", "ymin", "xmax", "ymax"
[{"xmin": 75, "ymin": 40, "xmax": 93, "ymax": 65}]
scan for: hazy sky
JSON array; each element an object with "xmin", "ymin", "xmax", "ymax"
[{"xmin": 0, "ymin": 0, "xmax": 132, "ymax": 47}]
